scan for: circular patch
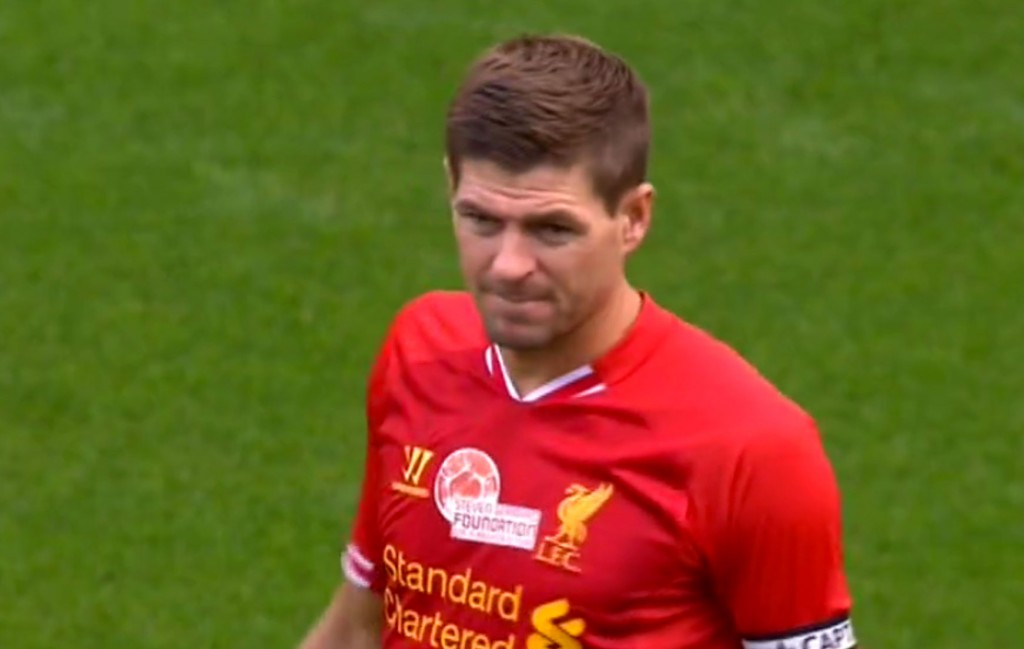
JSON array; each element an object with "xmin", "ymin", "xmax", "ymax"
[{"xmin": 434, "ymin": 447, "xmax": 501, "ymax": 522}]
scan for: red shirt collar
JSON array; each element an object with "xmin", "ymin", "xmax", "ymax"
[{"xmin": 483, "ymin": 291, "xmax": 672, "ymax": 403}]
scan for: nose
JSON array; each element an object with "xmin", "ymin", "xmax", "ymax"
[{"xmin": 489, "ymin": 230, "xmax": 536, "ymax": 282}]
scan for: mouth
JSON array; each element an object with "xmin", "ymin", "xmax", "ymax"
[
  {"xmin": 486, "ymin": 292, "xmax": 548, "ymax": 305},
  {"xmin": 482, "ymin": 292, "xmax": 551, "ymax": 318},
  {"xmin": 495, "ymin": 296, "xmax": 544, "ymax": 304}
]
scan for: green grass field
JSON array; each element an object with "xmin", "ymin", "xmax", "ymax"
[{"xmin": 1, "ymin": 1, "xmax": 1021, "ymax": 647}]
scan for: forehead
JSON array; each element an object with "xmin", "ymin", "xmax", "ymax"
[{"xmin": 452, "ymin": 160, "xmax": 604, "ymax": 218}]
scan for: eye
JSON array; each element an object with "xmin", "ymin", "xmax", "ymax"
[
  {"xmin": 461, "ymin": 212, "xmax": 502, "ymax": 234},
  {"xmin": 533, "ymin": 222, "xmax": 577, "ymax": 244},
  {"xmin": 539, "ymin": 223, "xmax": 572, "ymax": 235}
]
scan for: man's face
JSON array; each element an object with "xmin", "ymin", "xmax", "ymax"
[{"xmin": 448, "ymin": 159, "xmax": 651, "ymax": 352}]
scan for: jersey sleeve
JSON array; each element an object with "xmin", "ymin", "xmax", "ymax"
[
  {"xmin": 708, "ymin": 419, "xmax": 858, "ymax": 649},
  {"xmin": 340, "ymin": 327, "xmax": 395, "ymax": 593}
]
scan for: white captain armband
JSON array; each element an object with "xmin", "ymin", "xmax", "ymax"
[{"xmin": 742, "ymin": 616, "xmax": 857, "ymax": 649}]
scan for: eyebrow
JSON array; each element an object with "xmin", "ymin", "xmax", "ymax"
[
  {"xmin": 452, "ymin": 199, "xmax": 491, "ymax": 215},
  {"xmin": 453, "ymin": 200, "xmax": 580, "ymax": 224}
]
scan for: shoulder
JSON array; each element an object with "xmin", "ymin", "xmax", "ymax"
[
  {"xmin": 634, "ymin": 302, "xmax": 831, "ymax": 475},
  {"xmin": 654, "ymin": 322, "xmax": 839, "ymax": 535},
  {"xmin": 644, "ymin": 304, "xmax": 813, "ymax": 430},
  {"xmin": 382, "ymin": 290, "xmax": 486, "ymax": 362},
  {"xmin": 366, "ymin": 290, "xmax": 486, "ymax": 415}
]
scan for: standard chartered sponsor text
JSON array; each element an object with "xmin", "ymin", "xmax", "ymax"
[{"xmin": 383, "ymin": 544, "xmax": 521, "ymax": 648}]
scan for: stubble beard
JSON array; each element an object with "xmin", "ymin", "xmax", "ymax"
[{"xmin": 483, "ymin": 312, "xmax": 559, "ymax": 352}]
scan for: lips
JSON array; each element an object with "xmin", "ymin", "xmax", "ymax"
[
  {"xmin": 495, "ymin": 296, "xmax": 545, "ymax": 304},
  {"xmin": 482, "ymin": 287, "xmax": 549, "ymax": 302},
  {"xmin": 490, "ymin": 295, "xmax": 549, "ymax": 308},
  {"xmin": 484, "ymin": 293, "xmax": 550, "ymax": 320}
]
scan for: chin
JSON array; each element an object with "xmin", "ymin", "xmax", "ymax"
[{"xmin": 485, "ymin": 321, "xmax": 555, "ymax": 352}]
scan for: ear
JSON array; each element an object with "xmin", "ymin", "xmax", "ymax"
[
  {"xmin": 619, "ymin": 182, "xmax": 654, "ymax": 255},
  {"xmin": 443, "ymin": 156, "xmax": 456, "ymax": 197},
  {"xmin": 443, "ymin": 157, "xmax": 460, "ymax": 229}
]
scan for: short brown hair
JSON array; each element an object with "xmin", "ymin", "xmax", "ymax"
[{"xmin": 445, "ymin": 34, "xmax": 650, "ymax": 213}]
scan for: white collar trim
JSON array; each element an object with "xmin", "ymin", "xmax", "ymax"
[{"xmin": 486, "ymin": 344, "xmax": 597, "ymax": 402}]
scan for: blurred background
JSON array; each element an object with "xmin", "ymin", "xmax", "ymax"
[{"xmin": 1, "ymin": 1, "xmax": 1021, "ymax": 647}]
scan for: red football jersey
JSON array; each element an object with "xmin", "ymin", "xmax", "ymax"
[{"xmin": 342, "ymin": 291, "xmax": 857, "ymax": 649}]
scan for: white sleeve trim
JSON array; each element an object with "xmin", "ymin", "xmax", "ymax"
[
  {"xmin": 743, "ymin": 617, "xmax": 856, "ymax": 649},
  {"xmin": 346, "ymin": 543, "xmax": 374, "ymax": 571},
  {"xmin": 341, "ymin": 551, "xmax": 372, "ymax": 589}
]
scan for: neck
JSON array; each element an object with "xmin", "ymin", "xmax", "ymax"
[{"xmin": 500, "ymin": 283, "xmax": 642, "ymax": 396}]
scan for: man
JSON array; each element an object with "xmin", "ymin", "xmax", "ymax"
[{"xmin": 299, "ymin": 34, "xmax": 857, "ymax": 649}]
